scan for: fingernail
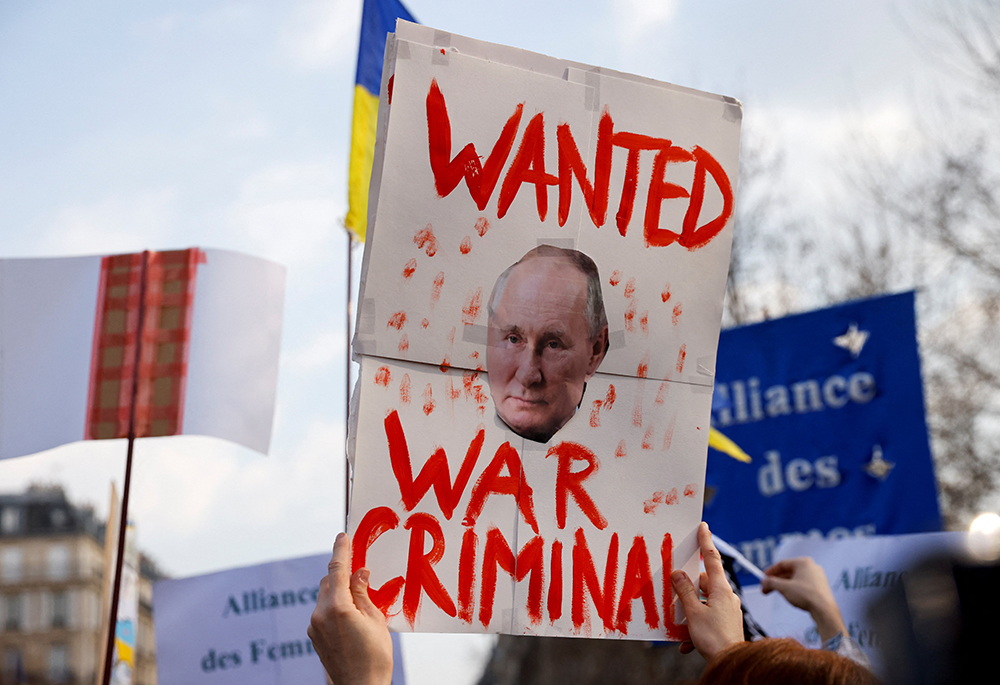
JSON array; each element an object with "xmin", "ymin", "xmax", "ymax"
[
  {"xmin": 335, "ymin": 532, "xmax": 346, "ymax": 545},
  {"xmin": 359, "ymin": 568, "xmax": 370, "ymax": 585}
]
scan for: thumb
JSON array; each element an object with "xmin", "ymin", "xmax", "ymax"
[
  {"xmin": 760, "ymin": 575, "xmax": 788, "ymax": 596},
  {"xmin": 350, "ymin": 568, "xmax": 384, "ymax": 620},
  {"xmin": 671, "ymin": 570, "xmax": 701, "ymax": 614}
]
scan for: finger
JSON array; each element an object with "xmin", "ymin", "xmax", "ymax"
[
  {"xmin": 698, "ymin": 522, "xmax": 728, "ymax": 591},
  {"xmin": 670, "ymin": 570, "xmax": 702, "ymax": 615},
  {"xmin": 350, "ymin": 568, "xmax": 384, "ymax": 620},
  {"xmin": 678, "ymin": 641, "xmax": 694, "ymax": 654},
  {"xmin": 328, "ymin": 532, "xmax": 354, "ymax": 608},
  {"xmin": 761, "ymin": 575, "xmax": 789, "ymax": 596},
  {"xmin": 764, "ymin": 558, "xmax": 797, "ymax": 578},
  {"xmin": 698, "ymin": 571, "xmax": 710, "ymax": 597}
]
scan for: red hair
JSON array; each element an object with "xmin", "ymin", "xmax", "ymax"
[{"xmin": 698, "ymin": 638, "xmax": 880, "ymax": 685}]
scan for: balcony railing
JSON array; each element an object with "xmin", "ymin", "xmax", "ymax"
[{"xmin": 0, "ymin": 562, "xmax": 104, "ymax": 585}]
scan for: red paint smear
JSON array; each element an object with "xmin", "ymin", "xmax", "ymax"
[
  {"xmin": 641, "ymin": 426, "xmax": 654, "ymax": 450},
  {"xmin": 414, "ymin": 224, "xmax": 438, "ymax": 256},
  {"xmin": 402, "ymin": 258, "xmax": 417, "ymax": 279},
  {"xmin": 398, "ymin": 334, "xmax": 409, "ymax": 354},
  {"xmin": 474, "ymin": 216, "xmax": 490, "ymax": 237},
  {"xmin": 457, "ymin": 528, "xmax": 477, "ymax": 623},
  {"xmin": 431, "ymin": 272, "xmax": 445, "ymax": 304},
  {"xmin": 400, "ymin": 374, "xmax": 411, "ymax": 404},
  {"xmin": 439, "ymin": 48, "xmax": 446, "ymax": 55},
  {"xmin": 470, "ymin": 351, "xmax": 480, "ymax": 359},
  {"xmin": 624, "ymin": 277, "xmax": 636, "ymax": 299},
  {"xmin": 462, "ymin": 287, "xmax": 483, "ymax": 324},
  {"xmin": 375, "ymin": 366, "xmax": 391, "ymax": 387},
  {"xmin": 402, "ymin": 513, "xmax": 457, "ymax": 626},
  {"xmin": 383, "ymin": 410, "xmax": 485, "ymax": 519},
  {"xmin": 571, "ymin": 529, "xmax": 619, "ymax": 634},
  {"xmin": 548, "ymin": 541, "xmax": 563, "ymax": 623},
  {"xmin": 387, "ymin": 75, "xmax": 394, "ymax": 105},
  {"xmin": 640, "ymin": 311, "xmax": 648, "ymax": 335},
  {"xmin": 352, "ymin": 507, "xmax": 404, "ymax": 616},
  {"xmin": 447, "ymin": 377, "xmax": 461, "ymax": 401},
  {"xmin": 547, "ymin": 442, "xmax": 608, "ymax": 530},
  {"xmin": 672, "ymin": 303, "xmax": 682, "ymax": 326},
  {"xmin": 632, "ymin": 391, "xmax": 643, "ymax": 427},
  {"xmin": 604, "ymin": 384, "xmax": 616, "ymax": 410},
  {"xmin": 609, "ymin": 270, "xmax": 622, "ymax": 287},
  {"xmin": 422, "ymin": 318, "xmax": 430, "ymax": 329},
  {"xmin": 637, "ymin": 352, "xmax": 649, "ymax": 379},
  {"xmin": 462, "ymin": 370, "xmax": 479, "ymax": 398},
  {"xmin": 459, "ymin": 236, "xmax": 472, "ymax": 254},
  {"xmin": 643, "ymin": 492, "xmax": 664, "ymax": 514},
  {"xmin": 388, "ymin": 311, "xmax": 407, "ymax": 330},
  {"xmin": 473, "ymin": 384, "xmax": 489, "ymax": 413},
  {"xmin": 683, "ymin": 484, "xmax": 697, "ymax": 499},
  {"xmin": 661, "ymin": 283, "xmax": 671, "ymax": 303},
  {"xmin": 615, "ymin": 440, "xmax": 627, "ymax": 459},
  {"xmin": 624, "ymin": 299, "xmax": 636, "ymax": 332},
  {"xmin": 654, "ymin": 381, "xmax": 669, "ymax": 405},
  {"xmin": 447, "ymin": 327, "xmax": 456, "ymax": 345},
  {"xmin": 440, "ymin": 357, "xmax": 450, "ymax": 373},
  {"xmin": 589, "ymin": 400, "xmax": 602, "ymax": 428},
  {"xmin": 664, "ymin": 488, "xmax": 678, "ymax": 505},
  {"xmin": 662, "ymin": 414, "xmax": 677, "ymax": 452},
  {"xmin": 422, "ymin": 384, "xmax": 436, "ymax": 415},
  {"xmin": 615, "ymin": 536, "xmax": 660, "ymax": 632},
  {"xmin": 662, "ymin": 533, "xmax": 689, "ymax": 641},
  {"xmin": 676, "ymin": 344, "xmax": 687, "ymax": 374}
]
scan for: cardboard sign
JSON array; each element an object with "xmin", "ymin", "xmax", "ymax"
[
  {"xmin": 704, "ymin": 293, "xmax": 942, "ymax": 585},
  {"xmin": 153, "ymin": 554, "xmax": 406, "ymax": 685},
  {"xmin": 348, "ymin": 22, "xmax": 742, "ymax": 640},
  {"xmin": 741, "ymin": 532, "xmax": 967, "ymax": 677}
]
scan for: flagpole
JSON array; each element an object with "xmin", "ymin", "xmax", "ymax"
[
  {"xmin": 345, "ymin": 231, "xmax": 353, "ymax": 527},
  {"xmin": 101, "ymin": 250, "xmax": 149, "ymax": 685}
]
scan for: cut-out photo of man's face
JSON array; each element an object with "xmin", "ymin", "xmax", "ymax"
[{"xmin": 486, "ymin": 245, "xmax": 610, "ymax": 443}]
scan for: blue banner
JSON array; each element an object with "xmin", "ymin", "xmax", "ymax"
[{"xmin": 705, "ymin": 292, "xmax": 941, "ymax": 584}]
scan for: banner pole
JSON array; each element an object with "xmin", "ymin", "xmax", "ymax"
[
  {"xmin": 345, "ymin": 232, "xmax": 353, "ymax": 528},
  {"xmin": 100, "ymin": 250, "xmax": 149, "ymax": 685}
]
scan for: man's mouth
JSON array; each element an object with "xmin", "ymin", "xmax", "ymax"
[{"xmin": 508, "ymin": 396, "xmax": 547, "ymax": 407}]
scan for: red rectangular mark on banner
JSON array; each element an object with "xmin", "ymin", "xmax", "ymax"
[{"xmin": 86, "ymin": 249, "xmax": 202, "ymax": 440}]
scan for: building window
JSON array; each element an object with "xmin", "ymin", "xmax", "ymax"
[
  {"xmin": 48, "ymin": 544, "xmax": 70, "ymax": 580},
  {"xmin": 1, "ymin": 547, "xmax": 23, "ymax": 582},
  {"xmin": 0, "ymin": 507, "xmax": 20, "ymax": 534},
  {"xmin": 52, "ymin": 591, "xmax": 69, "ymax": 629},
  {"xmin": 49, "ymin": 643, "xmax": 70, "ymax": 684},
  {"xmin": 3, "ymin": 648, "xmax": 24, "ymax": 683},
  {"xmin": 3, "ymin": 593, "xmax": 23, "ymax": 631}
]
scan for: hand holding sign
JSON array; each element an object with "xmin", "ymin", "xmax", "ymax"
[
  {"xmin": 670, "ymin": 522, "xmax": 745, "ymax": 660},
  {"xmin": 309, "ymin": 533, "xmax": 393, "ymax": 685},
  {"xmin": 761, "ymin": 557, "xmax": 847, "ymax": 643}
]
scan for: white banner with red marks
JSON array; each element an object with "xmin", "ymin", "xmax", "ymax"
[
  {"xmin": 0, "ymin": 248, "xmax": 284, "ymax": 460},
  {"xmin": 348, "ymin": 22, "xmax": 741, "ymax": 640}
]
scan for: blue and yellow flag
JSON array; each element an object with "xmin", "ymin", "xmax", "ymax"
[{"xmin": 346, "ymin": 0, "xmax": 417, "ymax": 241}]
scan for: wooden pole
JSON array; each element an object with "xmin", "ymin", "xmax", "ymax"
[
  {"xmin": 100, "ymin": 250, "xmax": 148, "ymax": 685},
  {"xmin": 345, "ymin": 232, "xmax": 353, "ymax": 527}
]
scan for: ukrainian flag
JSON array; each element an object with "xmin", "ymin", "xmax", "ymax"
[{"xmin": 346, "ymin": 0, "xmax": 417, "ymax": 240}]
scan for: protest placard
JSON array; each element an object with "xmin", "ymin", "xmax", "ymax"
[
  {"xmin": 704, "ymin": 292, "xmax": 942, "ymax": 585},
  {"xmin": 348, "ymin": 22, "xmax": 742, "ymax": 639},
  {"xmin": 741, "ymin": 532, "xmax": 967, "ymax": 677},
  {"xmin": 153, "ymin": 554, "xmax": 406, "ymax": 685}
]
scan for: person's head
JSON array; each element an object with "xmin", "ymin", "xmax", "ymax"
[
  {"xmin": 699, "ymin": 638, "xmax": 881, "ymax": 685},
  {"xmin": 486, "ymin": 245, "xmax": 609, "ymax": 443}
]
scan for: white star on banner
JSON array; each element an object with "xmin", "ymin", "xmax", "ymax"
[{"xmin": 833, "ymin": 322, "xmax": 869, "ymax": 358}]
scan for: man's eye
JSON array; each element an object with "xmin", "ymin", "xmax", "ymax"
[
  {"xmin": 506, "ymin": 335, "xmax": 521, "ymax": 344},
  {"xmin": 546, "ymin": 340, "xmax": 563, "ymax": 349}
]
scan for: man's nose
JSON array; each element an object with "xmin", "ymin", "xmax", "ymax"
[{"xmin": 514, "ymin": 349, "xmax": 544, "ymax": 386}]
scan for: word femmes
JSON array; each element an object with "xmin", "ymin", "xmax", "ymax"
[
  {"xmin": 425, "ymin": 80, "xmax": 734, "ymax": 251},
  {"xmin": 352, "ymin": 410, "xmax": 688, "ymax": 640}
]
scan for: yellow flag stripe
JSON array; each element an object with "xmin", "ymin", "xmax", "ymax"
[
  {"xmin": 708, "ymin": 427, "xmax": 752, "ymax": 463},
  {"xmin": 345, "ymin": 84, "xmax": 381, "ymax": 241}
]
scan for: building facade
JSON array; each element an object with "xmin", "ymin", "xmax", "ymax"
[{"xmin": 0, "ymin": 486, "xmax": 160, "ymax": 685}]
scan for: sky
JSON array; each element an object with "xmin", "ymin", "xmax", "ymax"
[{"xmin": 0, "ymin": 0, "xmax": 954, "ymax": 683}]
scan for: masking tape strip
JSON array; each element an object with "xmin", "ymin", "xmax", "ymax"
[
  {"xmin": 609, "ymin": 329, "xmax": 626, "ymax": 350},
  {"xmin": 353, "ymin": 339, "xmax": 377, "ymax": 356},
  {"xmin": 433, "ymin": 30, "xmax": 452, "ymax": 47},
  {"xmin": 696, "ymin": 355, "xmax": 715, "ymax": 377},
  {"xmin": 585, "ymin": 69, "xmax": 602, "ymax": 112},
  {"xmin": 536, "ymin": 237, "xmax": 576, "ymax": 249},
  {"xmin": 395, "ymin": 40, "xmax": 410, "ymax": 60},
  {"xmin": 722, "ymin": 96, "xmax": 742, "ymax": 123},
  {"xmin": 462, "ymin": 324, "xmax": 489, "ymax": 345},
  {"xmin": 360, "ymin": 299, "xmax": 376, "ymax": 335}
]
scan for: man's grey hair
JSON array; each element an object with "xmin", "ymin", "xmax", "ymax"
[{"xmin": 487, "ymin": 245, "xmax": 608, "ymax": 340}]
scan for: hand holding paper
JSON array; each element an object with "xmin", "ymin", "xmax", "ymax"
[
  {"xmin": 761, "ymin": 556, "xmax": 847, "ymax": 643},
  {"xmin": 670, "ymin": 522, "xmax": 745, "ymax": 660},
  {"xmin": 309, "ymin": 533, "xmax": 394, "ymax": 685}
]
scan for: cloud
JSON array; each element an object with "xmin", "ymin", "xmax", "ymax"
[
  {"xmin": 40, "ymin": 189, "xmax": 177, "ymax": 256},
  {"xmin": 610, "ymin": 0, "xmax": 679, "ymax": 45},
  {"xmin": 278, "ymin": 0, "xmax": 362, "ymax": 70}
]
